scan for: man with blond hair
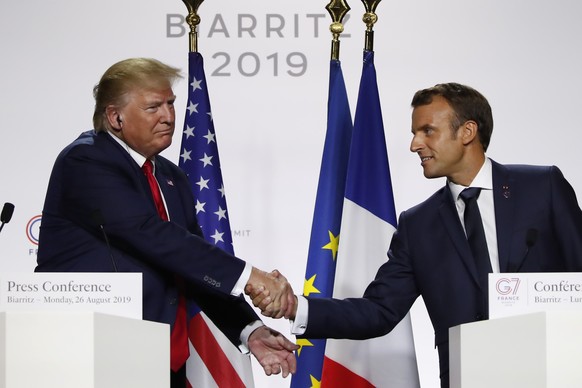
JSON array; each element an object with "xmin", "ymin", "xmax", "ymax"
[{"xmin": 38, "ymin": 58, "xmax": 297, "ymax": 387}]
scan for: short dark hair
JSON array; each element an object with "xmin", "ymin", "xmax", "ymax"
[{"xmin": 411, "ymin": 83, "xmax": 494, "ymax": 151}]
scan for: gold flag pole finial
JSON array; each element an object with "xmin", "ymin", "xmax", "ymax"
[
  {"xmin": 361, "ymin": 0, "xmax": 381, "ymax": 51},
  {"xmin": 182, "ymin": 0, "xmax": 204, "ymax": 52},
  {"xmin": 326, "ymin": 0, "xmax": 351, "ymax": 61}
]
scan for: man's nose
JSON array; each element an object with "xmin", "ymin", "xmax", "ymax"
[
  {"xmin": 410, "ymin": 134, "xmax": 423, "ymax": 153},
  {"xmin": 160, "ymin": 105, "xmax": 174, "ymax": 123}
]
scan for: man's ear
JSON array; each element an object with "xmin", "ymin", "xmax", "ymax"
[
  {"xmin": 105, "ymin": 106, "xmax": 122, "ymax": 131},
  {"xmin": 462, "ymin": 120, "xmax": 479, "ymax": 146}
]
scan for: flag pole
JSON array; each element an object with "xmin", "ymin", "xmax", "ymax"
[
  {"xmin": 361, "ymin": 0, "xmax": 381, "ymax": 51},
  {"xmin": 326, "ymin": 0, "xmax": 351, "ymax": 61},
  {"xmin": 182, "ymin": 0, "xmax": 204, "ymax": 53},
  {"xmin": 177, "ymin": 1, "xmax": 256, "ymax": 386}
]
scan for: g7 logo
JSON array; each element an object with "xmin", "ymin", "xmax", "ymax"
[{"xmin": 496, "ymin": 278, "xmax": 521, "ymax": 295}]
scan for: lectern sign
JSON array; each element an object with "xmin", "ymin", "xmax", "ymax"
[
  {"xmin": 489, "ymin": 272, "xmax": 582, "ymax": 319},
  {"xmin": 0, "ymin": 272, "xmax": 142, "ymax": 319}
]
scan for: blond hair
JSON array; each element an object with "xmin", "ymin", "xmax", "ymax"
[{"xmin": 92, "ymin": 58, "xmax": 182, "ymax": 132}]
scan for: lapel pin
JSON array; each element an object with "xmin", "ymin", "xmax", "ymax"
[{"xmin": 502, "ymin": 185, "xmax": 510, "ymax": 199}]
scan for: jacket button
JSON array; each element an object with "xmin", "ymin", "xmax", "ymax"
[
  {"xmin": 475, "ymin": 314, "xmax": 484, "ymax": 320},
  {"xmin": 169, "ymin": 298, "xmax": 177, "ymax": 305}
]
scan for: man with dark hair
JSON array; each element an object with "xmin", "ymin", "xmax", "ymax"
[
  {"xmin": 249, "ymin": 82, "xmax": 582, "ymax": 387},
  {"xmin": 37, "ymin": 58, "xmax": 297, "ymax": 387},
  {"xmin": 411, "ymin": 82, "xmax": 494, "ymax": 152}
]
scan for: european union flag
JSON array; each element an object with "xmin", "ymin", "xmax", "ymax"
[
  {"xmin": 291, "ymin": 59, "xmax": 353, "ymax": 387},
  {"xmin": 320, "ymin": 50, "xmax": 419, "ymax": 387}
]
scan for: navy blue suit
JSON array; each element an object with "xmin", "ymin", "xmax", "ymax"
[
  {"xmin": 303, "ymin": 160, "xmax": 582, "ymax": 387},
  {"xmin": 37, "ymin": 130, "xmax": 258, "ymax": 346}
]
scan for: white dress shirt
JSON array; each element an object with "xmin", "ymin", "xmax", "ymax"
[{"xmin": 448, "ymin": 157, "xmax": 500, "ymax": 273}]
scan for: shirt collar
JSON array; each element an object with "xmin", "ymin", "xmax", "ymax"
[
  {"xmin": 107, "ymin": 131, "xmax": 152, "ymax": 170},
  {"xmin": 448, "ymin": 157, "xmax": 493, "ymax": 200}
]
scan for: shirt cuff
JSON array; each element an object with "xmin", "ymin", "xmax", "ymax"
[
  {"xmin": 231, "ymin": 262, "xmax": 252, "ymax": 296},
  {"xmin": 238, "ymin": 320, "xmax": 265, "ymax": 353},
  {"xmin": 290, "ymin": 295, "xmax": 309, "ymax": 335}
]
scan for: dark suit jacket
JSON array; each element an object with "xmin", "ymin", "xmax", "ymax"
[
  {"xmin": 36, "ymin": 130, "xmax": 259, "ymax": 347},
  {"xmin": 304, "ymin": 160, "xmax": 582, "ymax": 387}
]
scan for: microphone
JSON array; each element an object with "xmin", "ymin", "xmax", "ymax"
[
  {"xmin": 91, "ymin": 209, "xmax": 118, "ymax": 272},
  {"xmin": 0, "ymin": 202, "xmax": 15, "ymax": 234},
  {"xmin": 515, "ymin": 228, "xmax": 538, "ymax": 272}
]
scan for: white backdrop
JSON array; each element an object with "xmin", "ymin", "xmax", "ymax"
[{"xmin": 2, "ymin": 1, "xmax": 582, "ymax": 387}]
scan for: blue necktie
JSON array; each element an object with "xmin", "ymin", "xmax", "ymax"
[{"xmin": 460, "ymin": 187, "xmax": 492, "ymax": 316}]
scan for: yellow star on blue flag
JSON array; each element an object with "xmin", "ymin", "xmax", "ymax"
[
  {"xmin": 322, "ymin": 230, "xmax": 340, "ymax": 260},
  {"xmin": 291, "ymin": 59, "xmax": 353, "ymax": 388}
]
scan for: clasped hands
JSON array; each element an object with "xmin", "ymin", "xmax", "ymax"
[
  {"xmin": 246, "ymin": 267, "xmax": 297, "ymax": 320},
  {"xmin": 246, "ymin": 268, "xmax": 299, "ymax": 378}
]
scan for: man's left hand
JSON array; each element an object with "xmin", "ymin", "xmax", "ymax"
[{"xmin": 248, "ymin": 326, "xmax": 299, "ymax": 377}]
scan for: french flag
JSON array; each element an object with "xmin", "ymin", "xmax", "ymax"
[{"xmin": 321, "ymin": 50, "xmax": 420, "ymax": 388}]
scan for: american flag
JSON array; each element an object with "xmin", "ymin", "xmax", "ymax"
[{"xmin": 179, "ymin": 51, "xmax": 254, "ymax": 388}]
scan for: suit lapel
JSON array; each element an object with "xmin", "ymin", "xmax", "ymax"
[
  {"xmin": 100, "ymin": 133, "xmax": 187, "ymax": 226},
  {"xmin": 492, "ymin": 161, "xmax": 516, "ymax": 272},
  {"xmin": 101, "ymin": 131, "xmax": 154, "ymax": 203},
  {"xmin": 438, "ymin": 185, "xmax": 481, "ymax": 287}
]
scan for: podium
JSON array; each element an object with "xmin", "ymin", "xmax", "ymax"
[
  {"xmin": 0, "ymin": 311, "xmax": 169, "ymax": 388},
  {"xmin": 449, "ymin": 311, "xmax": 582, "ymax": 388}
]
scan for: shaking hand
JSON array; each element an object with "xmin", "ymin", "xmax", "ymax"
[{"xmin": 246, "ymin": 268, "xmax": 297, "ymax": 319}]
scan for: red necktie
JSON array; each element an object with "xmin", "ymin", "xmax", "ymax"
[{"xmin": 142, "ymin": 160, "xmax": 190, "ymax": 371}]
